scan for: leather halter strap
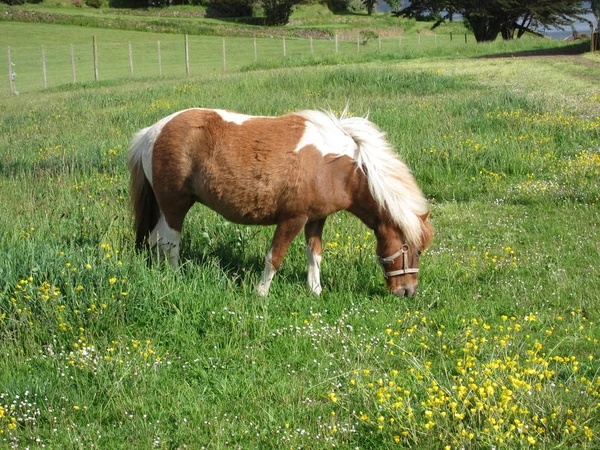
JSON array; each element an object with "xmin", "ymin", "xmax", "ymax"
[{"xmin": 377, "ymin": 245, "xmax": 419, "ymax": 278}]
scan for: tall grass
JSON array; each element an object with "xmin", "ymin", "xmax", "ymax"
[{"xmin": 0, "ymin": 51, "xmax": 599, "ymax": 448}]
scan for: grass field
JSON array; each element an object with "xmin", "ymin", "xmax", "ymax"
[
  {"xmin": 1, "ymin": 22, "xmax": 600, "ymax": 449},
  {"xmin": 1, "ymin": 17, "xmax": 568, "ymax": 96}
]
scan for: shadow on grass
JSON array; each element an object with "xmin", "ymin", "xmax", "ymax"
[{"xmin": 477, "ymin": 41, "xmax": 591, "ymax": 59}]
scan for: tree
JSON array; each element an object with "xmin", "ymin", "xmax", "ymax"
[
  {"xmin": 399, "ymin": 0, "xmax": 589, "ymax": 42},
  {"xmin": 261, "ymin": 0, "xmax": 300, "ymax": 25},
  {"xmin": 364, "ymin": 0, "xmax": 377, "ymax": 15}
]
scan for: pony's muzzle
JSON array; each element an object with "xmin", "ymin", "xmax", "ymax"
[{"xmin": 393, "ymin": 286, "xmax": 417, "ymax": 298}]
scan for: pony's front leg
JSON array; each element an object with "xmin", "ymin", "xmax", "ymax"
[
  {"xmin": 256, "ymin": 216, "xmax": 308, "ymax": 296},
  {"xmin": 305, "ymin": 218, "xmax": 326, "ymax": 296}
]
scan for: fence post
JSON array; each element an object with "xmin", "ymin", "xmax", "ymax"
[
  {"xmin": 157, "ymin": 41, "xmax": 162, "ymax": 76},
  {"xmin": 184, "ymin": 34, "xmax": 190, "ymax": 77},
  {"xmin": 70, "ymin": 44, "xmax": 76, "ymax": 83},
  {"xmin": 357, "ymin": 33, "xmax": 360, "ymax": 53},
  {"xmin": 93, "ymin": 35, "xmax": 99, "ymax": 81},
  {"xmin": 254, "ymin": 38, "xmax": 258, "ymax": 62},
  {"xmin": 7, "ymin": 47, "xmax": 15, "ymax": 95},
  {"xmin": 450, "ymin": 32, "xmax": 453, "ymax": 41},
  {"xmin": 41, "ymin": 45, "xmax": 47, "ymax": 89},
  {"xmin": 283, "ymin": 37, "xmax": 286, "ymax": 57},
  {"xmin": 418, "ymin": 34, "xmax": 421, "ymax": 47},
  {"xmin": 128, "ymin": 42, "xmax": 134, "ymax": 76},
  {"xmin": 465, "ymin": 33, "xmax": 467, "ymax": 43},
  {"xmin": 310, "ymin": 36, "xmax": 313, "ymax": 55},
  {"xmin": 222, "ymin": 38, "xmax": 227, "ymax": 72},
  {"xmin": 335, "ymin": 33, "xmax": 338, "ymax": 53},
  {"xmin": 378, "ymin": 36, "xmax": 381, "ymax": 51}
]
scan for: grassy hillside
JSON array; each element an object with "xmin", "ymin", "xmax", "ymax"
[
  {"xmin": 1, "ymin": 19, "xmax": 572, "ymax": 96},
  {"xmin": 1, "ymin": 41, "xmax": 599, "ymax": 449}
]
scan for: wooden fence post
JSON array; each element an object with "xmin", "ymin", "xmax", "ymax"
[
  {"xmin": 128, "ymin": 42, "xmax": 134, "ymax": 76},
  {"xmin": 93, "ymin": 35, "xmax": 99, "ymax": 81},
  {"xmin": 7, "ymin": 47, "xmax": 15, "ymax": 95},
  {"xmin": 283, "ymin": 37, "xmax": 286, "ymax": 57},
  {"xmin": 157, "ymin": 41, "xmax": 162, "ymax": 76},
  {"xmin": 184, "ymin": 34, "xmax": 190, "ymax": 77},
  {"xmin": 357, "ymin": 33, "xmax": 360, "ymax": 53},
  {"xmin": 310, "ymin": 37, "xmax": 313, "ymax": 55},
  {"xmin": 41, "ymin": 45, "xmax": 47, "ymax": 89},
  {"xmin": 222, "ymin": 38, "xmax": 227, "ymax": 71},
  {"xmin": 335, "ymin": 33, "xmax": 339, "ymax": 53},
  {"xmin": 254, "ymin": 38, "xmax": 258, "ymax": 62},
  {"xmin": 70, "ymin": 44, "xmax": 76, "ymax": 83}
]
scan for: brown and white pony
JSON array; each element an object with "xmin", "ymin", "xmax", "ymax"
[{"xmin": 128, "ymin": 108, "xmax": 433, "ymax": 297}]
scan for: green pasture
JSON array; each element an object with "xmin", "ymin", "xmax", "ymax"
[
  {"xmin": 1, "ymin": 31, "xmax": 599, "ymax": 449},
  {"xmin": 1, "ymin": 21, "xmax": 569, "ymax": 96}
]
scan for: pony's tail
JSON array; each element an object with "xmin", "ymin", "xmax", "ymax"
[{"xmin": 128, "ymin": 128, "xmax": 160, "ymax": 249}]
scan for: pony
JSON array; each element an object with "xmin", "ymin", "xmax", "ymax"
[{"xmin": 128, "ymin": 108, "xmax": 433, "ymax": 297}]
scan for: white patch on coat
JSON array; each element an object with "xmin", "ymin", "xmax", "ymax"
[
  {"xmin": 212, "ymin": 109, "xmax": 262, "ymax": 125},
  {"xmin": 294, "ymin": 110, "xmax": 359, "ymax": 158}
]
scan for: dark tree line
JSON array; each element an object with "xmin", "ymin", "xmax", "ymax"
[{"xmin": 398, "ymin": 0, "xmax": 591, "ymax": 42}]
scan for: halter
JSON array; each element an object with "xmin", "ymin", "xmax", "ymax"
[{"xmin": 377, "ymin": 245, "xmax": 419, "ymax": 278}]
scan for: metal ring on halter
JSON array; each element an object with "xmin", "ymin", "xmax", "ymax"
[{"xmin": 377, "ymin": 244, "xmax": 419, "ymax": 279}]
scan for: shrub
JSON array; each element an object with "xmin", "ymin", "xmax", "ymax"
[
  {"xmin": 206, "ymin": 0, "xmax": 254, "ymax": 17},
  {"xmin": 326, "ymin": 0, "xmax": 346, "ymax": 12},
  {"xmin": 85, "ymin": 0, "xmax": 103, "ymax": 8},
  {"xmin": 0, "ymin": 0, "xmax": 26, "ymax": 5},
  {"xmin": 262, "ymin": 0, "xmax": 299, "ymax": 25}
]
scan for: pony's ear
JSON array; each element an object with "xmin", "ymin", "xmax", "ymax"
[{"xmin": 420, "ymin": 211, "xmax": 431, "ymax": 222}]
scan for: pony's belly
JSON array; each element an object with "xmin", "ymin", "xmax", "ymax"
[{"xmin": 197, "ymin": 197, "xmax": 279, "ymax": 226}]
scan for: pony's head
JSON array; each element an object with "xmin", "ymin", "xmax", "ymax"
[{"xmin": 376, "ymin": 212, "xmax": 433, "ymax": 297}]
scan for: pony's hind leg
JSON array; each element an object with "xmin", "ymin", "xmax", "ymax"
[
  {"xmin": 256, "ymin": 216, "xmax": 308, "ymax": 296},
  {"xmin": 150, "ymin": 214, "xmax": 182, "ymax": 268},
  {"xmin": 150, "ymin": 197, "xmax": 193, "ymax": 268},
  {"xmin": 305, "ymin": 218, "xmax": 326, "ymax": 295}
]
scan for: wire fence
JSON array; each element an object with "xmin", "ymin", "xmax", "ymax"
[{"xmin": 2, "ymin": 32, "xmax": 475, "ymax": 96}]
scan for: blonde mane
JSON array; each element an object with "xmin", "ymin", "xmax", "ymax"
[{"xmin": 310, "ymin": 111, "xmax": 429, "ymax": 246}]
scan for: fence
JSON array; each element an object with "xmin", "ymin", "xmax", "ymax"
[{"xmin": 2, "ymin": 32, "xmax": 474, "ymax": 96}]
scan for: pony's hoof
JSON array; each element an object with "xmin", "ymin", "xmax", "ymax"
[
  {"xmin": 256, "ymin": 284, "xmax": 270, "ymax": 297},
  {"xmin": 309, "ymin": 285, "xmax": 322, "ymax": 296}
]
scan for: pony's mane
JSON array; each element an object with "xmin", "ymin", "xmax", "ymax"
[{"xmin": 300, "ymin": 110, "xmax": 429, "ymax": 246}]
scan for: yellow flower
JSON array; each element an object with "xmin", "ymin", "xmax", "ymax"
[{"xmin": 108, "ymin": 278, "xmax": 117, "ymax": 285}]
